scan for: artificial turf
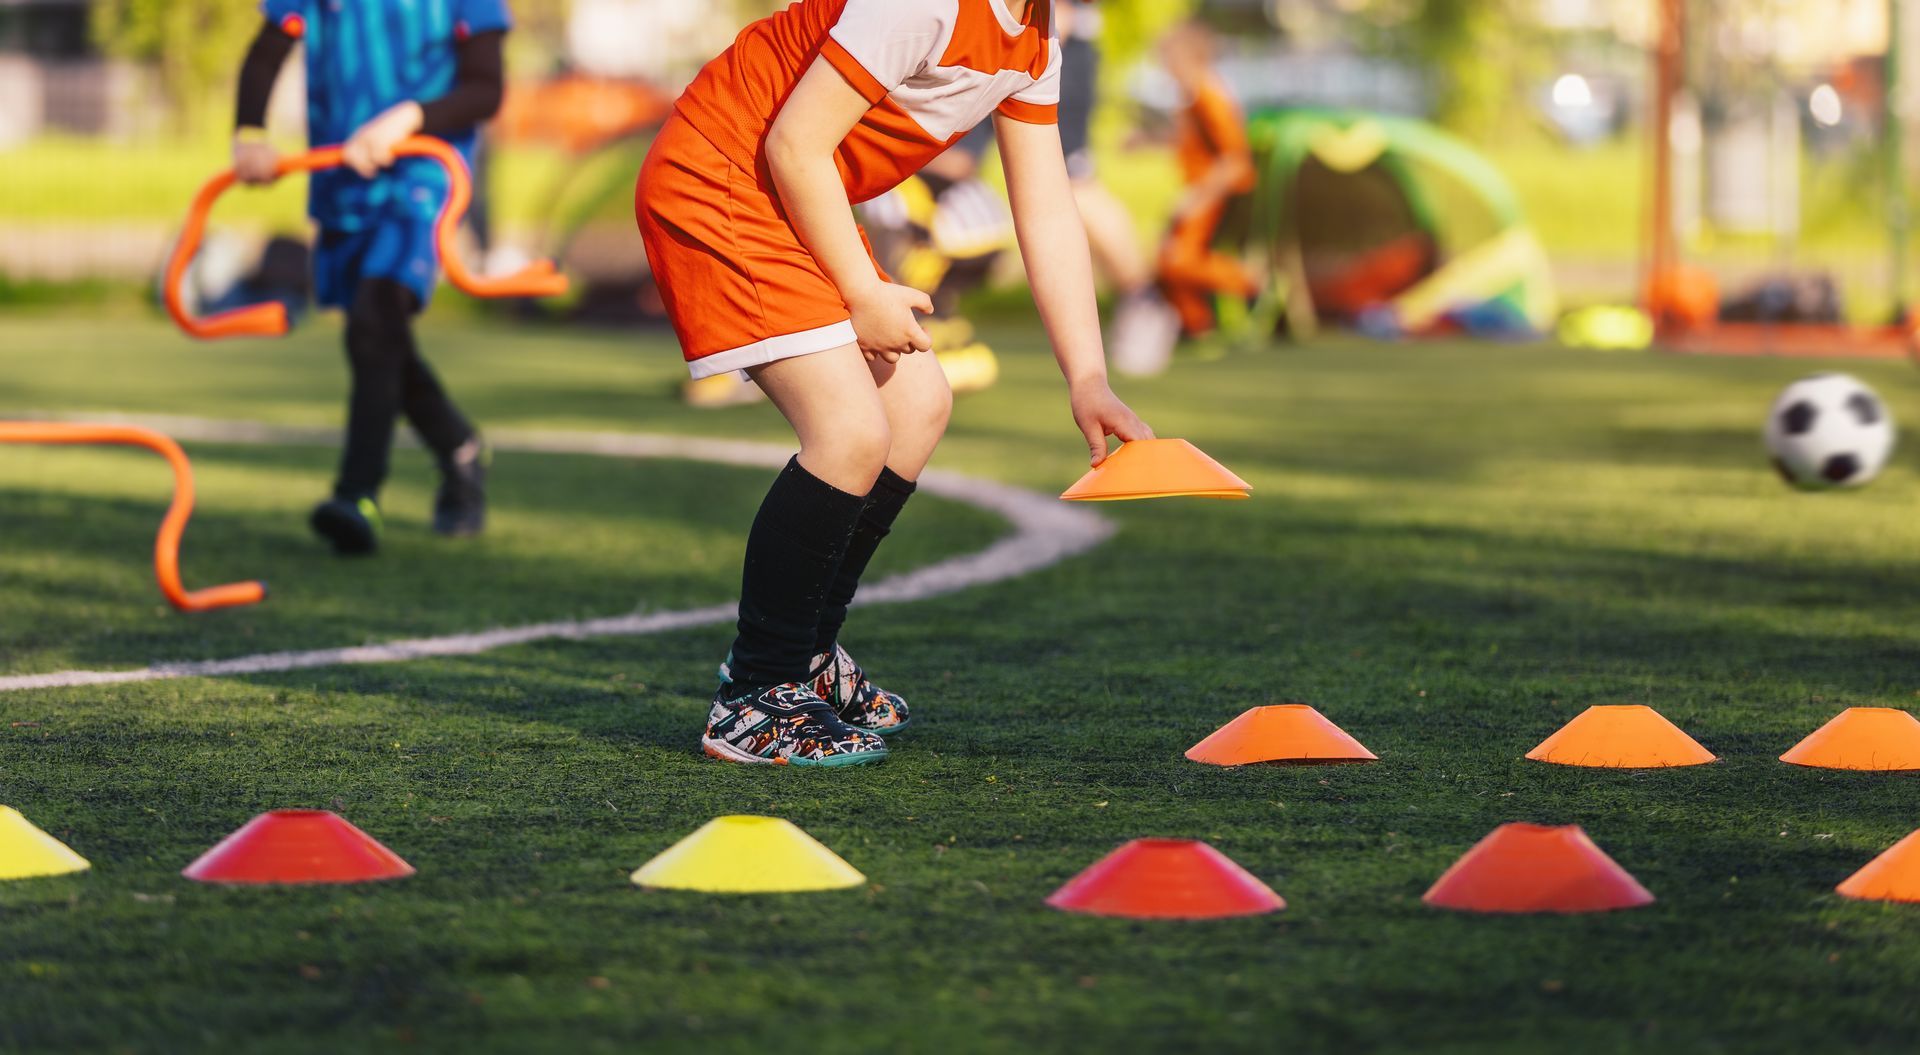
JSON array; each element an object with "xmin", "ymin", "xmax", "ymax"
[{"xmin": 4, "ymin": 308, "xmax": 1920, "ymax": 1053}]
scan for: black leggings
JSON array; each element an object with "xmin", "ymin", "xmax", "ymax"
[{"xmin": 335, "ymin": 278, "xmax": 474, "ymax": 499}]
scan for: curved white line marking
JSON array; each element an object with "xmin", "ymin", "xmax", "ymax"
[{"xmin": 0, "ymin": 414, "xmax": 1114, "ymax": 694}]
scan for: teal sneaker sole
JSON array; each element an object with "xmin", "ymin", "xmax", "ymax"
[{"xmin": 788, "ymin": 748, "xmax": 889, "ymax": 768}]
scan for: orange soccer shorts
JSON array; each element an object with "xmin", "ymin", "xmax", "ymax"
[{"xmin": 637, "ymin": 113, "xmax": 881, "ymax": 378}]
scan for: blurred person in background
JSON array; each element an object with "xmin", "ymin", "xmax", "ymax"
[
  {"xmin": 230, "ymin": 0, "xmax": 511, "ymax": 555},
  {"xmin": 1151, "ymin": 20, "xmax": 1258, "ymax": 340}
]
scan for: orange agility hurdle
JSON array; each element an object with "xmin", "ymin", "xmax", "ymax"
[
  {"xmin": 163, "ymin": 135, "xmax": 568, "ymax": 340},
  {"xmin": 0, "ymin": 422, "xmax": 266, "ymax": 612}
]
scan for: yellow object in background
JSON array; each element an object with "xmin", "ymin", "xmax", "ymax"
[
  {"xmin": 681, "ymin": 372, "xmax": 769, "ymax": 409},
  {"xmin": 1558, "ymin": 306, "xmax": 1655, "ymax": 351},
  {"xmin": 0, "ymin": 806, "xmax": 91, "ymax": 881},
  {"xmin": 630, "ymin": 815, "xmax": 865, "ymax": 893}
]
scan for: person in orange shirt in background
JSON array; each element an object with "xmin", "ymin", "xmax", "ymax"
[{"xmin": 1155, "ymin": 21, "xmax": 1259, "ymax": 338}]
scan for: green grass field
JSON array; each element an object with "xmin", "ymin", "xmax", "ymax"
[{"xmin": 5, "ymin": 307, "xmax": 1920, "ymax": 1053}]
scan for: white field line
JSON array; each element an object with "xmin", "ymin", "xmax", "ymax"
[{"xmin": 0, "ymin": 413, "xmax": 1114, "ymax": 694}]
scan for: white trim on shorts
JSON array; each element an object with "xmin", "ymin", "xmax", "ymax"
[{"xmin": 686, "ymin": 320, "xmax": 858, "ymax": 380}]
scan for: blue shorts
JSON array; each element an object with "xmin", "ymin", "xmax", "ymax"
[{"xmin": 312, "ymin": 216, "xmax": 440, "ymax": 310}]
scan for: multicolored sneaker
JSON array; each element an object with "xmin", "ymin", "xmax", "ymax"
[
  {"xmin": 701, "ymin": 681, "xmax": 888, "ymax": 767},
  {"xmin": 809, "ymin": 644, "xmax": 911, "ymax": 736}
]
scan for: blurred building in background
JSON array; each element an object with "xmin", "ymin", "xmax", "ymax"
[{"xmin": 0, "ymin": 0, "xmax": 156, "ymax": 145}]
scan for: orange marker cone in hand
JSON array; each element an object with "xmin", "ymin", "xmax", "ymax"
[{"xmin": 1061, "ymin": 439, "xmax": 1249, "ymax": 501}]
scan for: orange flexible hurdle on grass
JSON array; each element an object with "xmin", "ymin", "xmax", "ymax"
[
  {"xmin": 0, "ymin": 422, "xmax": 266, "ymax": 612},
  {"xmin": 163, "ymin": 135, "xmax": 568, "ymax": 340}
]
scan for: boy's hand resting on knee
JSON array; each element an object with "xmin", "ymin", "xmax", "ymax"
[
  {"xmin": 342, "ymin": 102, "xmax": 425, "ymax": 178},
  {"xmin": 848, "ymin": 282, "xmax": 934, "ymax": 363},
  {"xmin": 1071, "ymin": 380, "xmax": 1155, "ymax": 466}
]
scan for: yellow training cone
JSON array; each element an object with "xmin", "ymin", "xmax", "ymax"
[
  {"xmin": 631, "ymin": 815, "xmax": 865, "ymax": 893},
  {"xmin": 0, "ymin": 806, "xmax": 91, "ymax": 880}
]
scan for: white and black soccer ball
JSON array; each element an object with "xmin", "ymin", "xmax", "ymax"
[{"xmin": 1764, "ymin": 373, "xmax": 1896, "ymax": 489}]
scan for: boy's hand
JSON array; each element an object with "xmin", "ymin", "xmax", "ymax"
[
  {"xmin": 1070, "ymin": 379, "xmax": 1155, "ymax": 466},
  {"xmin": 342, "ymin": 101, "xmax": 424, "ymax": 178},
  {"xmin": 847, "ymin": 282, "xmax": 934, "ymax": 363},
  {"xmin": 232, "ymin": 138, "xmax": 281, "ymax": 185}
]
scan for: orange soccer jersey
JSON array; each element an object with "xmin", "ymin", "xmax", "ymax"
[
  {"xmin": 639, "ymin": 0, "xmax": 1062, "ymax": 376},
  {"xmin": 1159, "ymin": 72, "xmax": 1258, "ymax": 336}
]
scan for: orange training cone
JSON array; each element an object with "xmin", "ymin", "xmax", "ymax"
[
  {"xmin": 1837, "ymin": 829, "xmax": 1920, "ymax": 903},
  {"xmin": 1186, "ymin": 704, "xmax": 1377, "ymax": 766},
  {"xmin": 1526, "ymin": 705, "xmax": 1716, "ymax": 768},
  {"xmin": 1423, "ymin": 823, "xmax": 1654, "ymax": 914},
  {"xmin": 1781, "ymin": 707, "xmax": 1920, "ymax": 771},
  {"xmin": 1045, "ymin": 838, "xmax": 1284, "ymax": 919},
  {"xmin": 183, "ymin": 810, "xmax": 415, "ymax": 885},
  {"xmin": 1060, "ymin": 438, "xmax": 1250, "ymax": 502}
]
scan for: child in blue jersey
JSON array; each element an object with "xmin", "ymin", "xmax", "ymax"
[{"xmin": 232, "ymin": 0, "xmax": 511, "ymax": 554}]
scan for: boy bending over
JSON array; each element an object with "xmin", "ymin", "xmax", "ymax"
[{"xmin": 638, "ymin": 0, "xmax": 1154, "ymax": 766}]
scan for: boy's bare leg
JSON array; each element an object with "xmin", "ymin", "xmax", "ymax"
[
  {"xmin": 866, "ymin": 348, "xmax": 954, "ymax": 481},
  {"xmin": 749, "ymin": 344, "xmax": 892, "ymax": 495},
  {"xmin": 698, "ymin": 342, "xmax": 896, "ymax": 764},
  {"xmin": 785, "ymin": 346, "xmax": 949, "ymax": 735}
]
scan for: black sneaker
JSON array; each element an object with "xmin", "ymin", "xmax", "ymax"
[
  {"xmin": 433, "ymin": 436, "xmax": 488, "ymax": 538},
  {"xmin": 809, "ymin": 644, "xmax": 911, "ymax": 735},
  {"xmin": 310, "ymin": 495, "xmax": 381, "ymax": 556},
  {"xmin": 701, "ymin": 681, "xmax": 888, "ymax": 767}
]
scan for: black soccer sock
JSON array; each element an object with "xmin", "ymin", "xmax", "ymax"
[
  {"xmin": 401, "ymin": 348, "xmax": 476, "ymax": 464},
  {"xmin": 335, "ymin": 279, "xmax": 474, "ymax": 498},
  {"xmin": 726, "ymin": 457, "xmax": 869, "ymax": 691},
  {"xmin": 814, "ymin": 467, "xmax": 917, "ymax": 653}
]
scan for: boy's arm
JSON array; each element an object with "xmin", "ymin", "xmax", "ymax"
[
  {"xmin": 995, "ymin": 113, "xmax": 1154, "ymax": 466},
  {"xmin": 420, "ymin": 31, "xmax": 506, "ymax": 135},
  {"xmin": 341, "ymin": 30, "xmax": 506, "ymax": 178},
  {"xmin": 232, "ymin": 21, "xmax": 296, "ymax": 185},
  {"xmin": 765, "ymin": 59, "xmax": 934, "ymax": 362}
]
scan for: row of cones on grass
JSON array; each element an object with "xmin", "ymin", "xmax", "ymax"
[
  {"xmin": 4, "ymin": 802, "xmax": 1920, "ymax": 917},
  {"xmin": 5, "ymin": 701, "xmax": 1917, "ymax": 906},
  {"xmin": 1189, "ymin": 700, "xmax": 1920, "ymax": 771}
]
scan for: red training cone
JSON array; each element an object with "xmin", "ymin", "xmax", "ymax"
[
  {"xmin": 183, "ymin": 809, "xmax": 415, "ymax": 885},
  {"xmin": 1045, "ymin": 838, "xmax": 1284, "ymax": 919},
  {"xmin": 1423, "ymin": 823, "xmax": 1654, "ymax": 914},
  {"xmin": 1186, "ymin": 704, "xmax": 1377, "ymax": 766}
]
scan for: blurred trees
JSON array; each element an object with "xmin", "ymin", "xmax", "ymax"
[
  {"xmin": 91, "ymin": 0, "xmax": 260, "ymax": 130},
  {"xmin": 1268, "ymin": 0, "xmax": 1551, "ymax": 136},
  {"xmin": 1347, "ymin": 0, "xmax": 1546, "ymax": 135}
]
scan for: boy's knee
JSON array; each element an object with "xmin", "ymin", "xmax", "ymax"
[
  {"xmin": 845, "ymin": 419, "xmax": 895, "ymax": 473},
  {"xmin": 898, "ymin": 363, "xmax": 953, "ymax": 440},
  {"xmin": 808, "ymin": 415, "xmax": 892, "ymax": 486},
  {"xmin": 925, "ymin": 372, "xmax": 954, "ymax": 429}
]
